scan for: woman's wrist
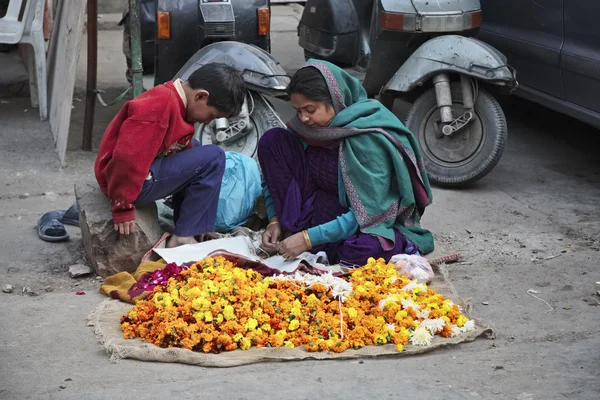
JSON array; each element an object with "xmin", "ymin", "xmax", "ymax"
[
  {"xmin": 267, "ymin": 217, "xmax": 279, "ymax": 228},
  {"xmin": 302, "ymin": 230, "xmax": 312, "ymax": 250}
]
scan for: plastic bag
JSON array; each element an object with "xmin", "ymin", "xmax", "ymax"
[
  {"xmin": 215, "ymin": 152, "xmax": 262, "ymax": 233},
  {"xmin": 390, "ymin": 254, "xmax": 434, "ymax": 284}
]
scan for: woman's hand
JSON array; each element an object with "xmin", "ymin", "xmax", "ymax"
[
  {"xmin": 262, "ymin": 220, "xmax": 282, "ymax": 254},
  {"xmin": 277, "ymin": 232, "xmax": 309, "ymax": 260}
]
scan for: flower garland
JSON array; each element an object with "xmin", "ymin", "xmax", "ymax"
[{"xmin": 121, "ymin": 256, "xmax": 475, "ymax": 354}]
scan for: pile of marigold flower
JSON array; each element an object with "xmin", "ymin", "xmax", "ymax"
[{"xmin": 121, "ymin": 256, "xmax": 475, "ymax": 354}]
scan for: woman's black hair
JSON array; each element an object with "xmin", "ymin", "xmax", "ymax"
[{"xmin": 287, "ymin": 66, "xmax": 333, "ymax": 105}]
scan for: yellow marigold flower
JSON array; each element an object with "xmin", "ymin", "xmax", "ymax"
[
  {"xmin": 233, "ymin": 333, "xmax": 243, "ymax": 342},
  {"xmin": 456, "ymin": 314, "xmax": 468, "ymax": 328},
  {"xmin": 217, "ymin": 298, "xmax": 229, "ymax": 307},
  {"xmin": 204, "ymin": 311, "xmax": 213, "ymax": 322},
  {"xmin": 216, "ymin": 313, "xmax": 224, "ymax": 324},
  {"xmin": 240, "ymin": 338, "xmax": 251, "ymax": 350},
  {"xmin": 245, "ymin": 317, "xmax": 258, "ymax": 331},
  {"xmin": 186, "ymin": 286, "xmax": 201, "ymax": 299},
  {"xmin": 284, "ymin": 341, "xmax": 295, "ymax": 348},
  {"xmin": 395, "ymin": 344, "xmax": 404, "ymax": 352},
  {"xmin": 347, "ymin": 307, "xmax": 358, "ymax": 320},
  {"xmin": 223, "ymin": 305, "xmax": 235, "ymax": 321},
  {"xmin": 306, "ymin": 294, "xmax": 319, "ymax": 305},
  {"xmin": 253, "ymin": 308, "xmax": 263, "ymax": 318},
  {"xmin": 276, "ymin": 329, "xmax": 287, "ymax": 338},
  {"xmin": 261, "ymin": 323, "xmax": 272, "ymax": 332},
  {"xmin": 289, "ymin": 319, "xmax": 300, "ymax": 331},
  {"xmin": 193, "ymin": 311, "xmax": 204, "ymax": 322},
  {"xmin": 395, "ymin": 310, "xmax": 408, "ymax": 322}
]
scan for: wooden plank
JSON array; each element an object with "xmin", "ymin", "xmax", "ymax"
[{"xmin": 47, "ymin": 0, "xmax": 85, "ymax": 166}]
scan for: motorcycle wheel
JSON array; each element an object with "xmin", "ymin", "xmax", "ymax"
[
  {"xmin": 195, "ymin": 91, "xmax": 285, "ymax": 160},
  {"xmin": 405, "ymin": 82, "xmax": 507, "ymax": 187}
]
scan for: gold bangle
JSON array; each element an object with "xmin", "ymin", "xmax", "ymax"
[
  {"xmin": 302, "ymin": 230, "xmax": 312, "ymax": 250},
  {"xmin": 267, "ymin": 221, "xmax": 280, "ymax": 229}
]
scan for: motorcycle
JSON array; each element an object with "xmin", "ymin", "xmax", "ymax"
[
  {"xmin": 297, "ymin": 0, "xmax": 518, "ymax": 187},
  {"xmin": 172, "ymin": 42, "xmax": 289, "ymax": 159}
]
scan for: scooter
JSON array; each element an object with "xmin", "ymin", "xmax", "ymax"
[
  {"xmin": 297, "ymin": 0, "xmax": 518, "ymax": 187},
  {"xmin": 121, "ymin": 0, "xmax": 273, "ymax": 89},
  {"xmin": 172, "ymin": 42, "xmax": 289, "ymax": 159}
]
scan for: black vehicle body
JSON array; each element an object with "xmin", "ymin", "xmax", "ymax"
[
  {"xmin": 122, "ymin": 0, "xmax": 272, "ymax": 86},
  {"xmin": 298, "ymin": 0, "xmax": 486, "ymax": 98},
  {"xmin": 478, "ymin": 0, "xmax": 600, "ymax": 129}
]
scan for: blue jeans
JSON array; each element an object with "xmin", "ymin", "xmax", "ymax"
[{"xmin": 135, "ymin": 140, "xmax": 225, "ymax": 237}]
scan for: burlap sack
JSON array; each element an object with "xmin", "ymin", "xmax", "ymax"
[{"xmin": 87, "ymin": 264, "xmax": 494, "ymax": 367}]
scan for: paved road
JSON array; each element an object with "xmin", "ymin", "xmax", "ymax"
[{"xmin": 1, "ymin": 5, "xmax": 599, "ymax": 399}]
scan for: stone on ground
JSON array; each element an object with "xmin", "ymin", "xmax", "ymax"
[
  {"xmin": 68, "ymin": 264, "xmax": 93, "ymax": 278},
  {"xmin": 75, "ymin": 183, "xmax": 163, "ymax": 278}
]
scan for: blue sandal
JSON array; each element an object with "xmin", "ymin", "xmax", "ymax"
[
  {"xmin": 60, "ymin": 202, "xmax": 80, "ymax": 227},
  {"xmin": 37, "ymin": 210, "xmax": 70, "ymax": 242},
  {"xmin": 37, "ymin": 202, "xmax": 79, "ymax": 242}
]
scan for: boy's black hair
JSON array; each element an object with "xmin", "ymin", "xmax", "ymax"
[
  {"xmin": 287, "ymin": 66, "xmax": 333, "ymax": 106},
  {"xmin": 187, "ymin": 63, "xmax": 246, "ymax": 117}
]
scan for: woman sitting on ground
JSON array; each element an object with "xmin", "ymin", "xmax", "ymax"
[{"xmin": 258, "ymin": 60, "xmax": 434, "ymax": 266}]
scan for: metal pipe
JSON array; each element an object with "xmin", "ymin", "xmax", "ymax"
[
  {"xmin": 129, "ymin": 0, "xmax": 143, "ymax": 97},
  {"xmin": 433, "ymin": 73, "xmax": 453, "ymax": 124},
  {"xmin": 82, "ymin": 0, "xmax": 98, "ymax": 151},
  {"xmin": 460, "ymin": 75, "xmax": 474, "ymax": 110}
]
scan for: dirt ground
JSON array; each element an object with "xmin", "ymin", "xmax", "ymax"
[{"xmin": 1, "ymin": 5, "xmax": 599, "ymax": 399}]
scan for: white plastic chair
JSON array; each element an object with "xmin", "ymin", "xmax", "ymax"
[{"xmin": 0, "ymin": 0, "xmax": 48, "ymax": 121}]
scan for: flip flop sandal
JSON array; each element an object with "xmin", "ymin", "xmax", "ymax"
[
  {"xmin": 37, "ymin": 210, "xmax": 69, "ymax": 242},
  {"xmin": 60, "ymin": 202, "xmax": 80, "ymax": 227}
]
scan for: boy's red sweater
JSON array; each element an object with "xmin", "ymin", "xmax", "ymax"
[{"xmin": 94, "ymin": 81, "xmax": 194, "ymax": 223}]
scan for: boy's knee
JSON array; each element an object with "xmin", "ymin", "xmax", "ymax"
[{"xmin": 193, "ymin": 144, "xmax": 225, "ymax": 174}]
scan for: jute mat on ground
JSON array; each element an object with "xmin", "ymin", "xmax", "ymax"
[{"xmin": 87, "ymin": 264, "xmax": 494, "ymax": 367}]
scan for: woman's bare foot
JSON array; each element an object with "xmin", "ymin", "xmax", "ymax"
[{"xmin": 166, "ymin": 234, "xmax": 199, "ymax": 248}]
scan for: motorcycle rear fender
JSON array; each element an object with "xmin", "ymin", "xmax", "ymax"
[
  {"xmin": 172, "ymin": 41, "xmax": 290, "ymax": 98},
  {"xmin": 381, "ymin": 35, "xmax": 518, "ymax": 94}
]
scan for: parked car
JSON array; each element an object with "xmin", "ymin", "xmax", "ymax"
[
  {"xmin": 121, "ymin": 0, "xmax": 272, "ymax": 88},
  {"xmin": 478, "ymin": 0, "xmax": 600, "ymax": 129}
]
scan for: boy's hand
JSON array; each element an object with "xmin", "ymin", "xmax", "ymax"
[{"xmin": 115, "ymin": 220, "xmax": 136, "ymax": 235}]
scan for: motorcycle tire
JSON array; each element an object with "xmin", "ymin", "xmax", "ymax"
[
  {"xmin": 405, "ymin": 82, "xmax": 507, "ymax": 187},
  {"xmin": 195, "ymin": 91, "xmax": 285, "ymax": 160}
]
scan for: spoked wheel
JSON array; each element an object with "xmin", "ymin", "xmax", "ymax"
[
  {"xmin": 195, "ymin": 91, "xmax": 284, "ymax": 160},
  {"xmin": 405, "ymin": 82, "xmax": 507, "ymax": 187}
]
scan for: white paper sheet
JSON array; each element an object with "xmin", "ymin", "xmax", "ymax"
[
  {"xmin": 153, "ymin": 236, "xmax": 258, "ymax": 266},
  {"xmin": 153, "ymin": 236, "xmax": 307, "ymax": 273}
]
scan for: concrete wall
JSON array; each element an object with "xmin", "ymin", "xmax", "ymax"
[{"xmin": 99, "ymin": 0, "xmax": 127, "ymax": 14}]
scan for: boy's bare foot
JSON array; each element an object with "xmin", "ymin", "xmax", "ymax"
[{"xmin": 166, "ymin": 234, "xmax": 199, "ymax": 248}]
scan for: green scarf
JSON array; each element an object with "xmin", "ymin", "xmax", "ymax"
[{"xmin": 287, "ymin": 60, "xmax": 434, "ymax": 254}]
